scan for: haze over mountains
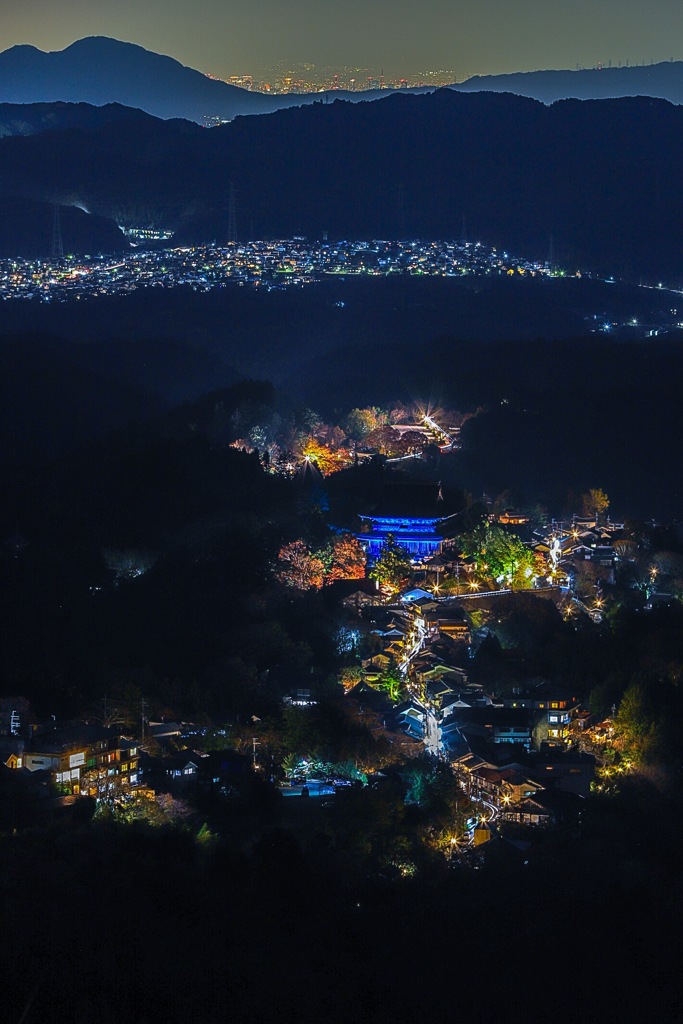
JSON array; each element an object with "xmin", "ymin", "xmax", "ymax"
[
  {"xmin": 2, "ymin": 37, "xmax": 683, "ymax": 125},
  {"xmin": 0, "ymin": 37, "xmax": 392, "ymax": 123},
  {"xmin": 457, "ymin": 61, "xmax": 683, "ymax": 105},
  {"xmin": 1, "ymin": 89, "xmax": 682, "ymax": 282},
  {"xmin": 0, "ymin": 100, "xmax": 151, "ymax": 138}
]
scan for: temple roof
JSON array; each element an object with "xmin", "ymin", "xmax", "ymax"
[{"xmin": 363, "ymin": 480, "xmax": 460, "ymax": 520}]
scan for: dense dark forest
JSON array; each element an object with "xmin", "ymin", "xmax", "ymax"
[
  {"xmin": 4, "ymin": 794, "xmax": 683, "ymax": 1024},
  {"xmin": 2, "ymin": 276, "xmax": 682, "ymax": 516}
]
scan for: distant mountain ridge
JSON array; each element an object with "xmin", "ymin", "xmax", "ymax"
[
  {"xmin": 458, "ymin": 61, "xmax": 683, "ymax": 106},
  {"xmin": 1, "ymin": 37, "xmax": 682, "ymax": 126},
  {"xmin": 0, "ymin": 38, "xmax": 268, "ymax": 121},
  {"xmin": 0, "ymin": 101, "xmax": 151, "ymax": 137},
  {"xmin": 0, "ymin": 37, "xmax": 394, "ymax": 123}
]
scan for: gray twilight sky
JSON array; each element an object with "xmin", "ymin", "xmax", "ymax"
[{"xmin": 3, "ymin": 0, "xmax": 681, "ymax": 80}]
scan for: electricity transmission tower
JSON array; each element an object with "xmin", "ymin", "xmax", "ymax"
[{"xmin": 226, "ymin": 182, "xmax": 238, "ymax": 244}]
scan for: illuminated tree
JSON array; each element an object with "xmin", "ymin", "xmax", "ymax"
[
  {"xmin": 581, "ymin": 488, "xmax": 610, "ymax": 522},
  {"xmin": 368, "ymin": 535, "xmax": 413, "ymax": 592},
  {"xmin": 328, "ymin": 533, "xmax": 367, "ymax": 580},
  {"xmin": 315, "ymin": 423, "xmax": 347, "ymax": 449},
  {"xmin": 376, "ymin": 669, "xmax": 403, "ymax": 703},
  {"xmin": 299, "ymin": 437, "xmax": 351, "ymax": 475},
  {"xmin": 342, "ymin": 407, "xmax": 385, "ymax": 441},
  {"xmin": 362, "ymin": 426, "xmax": 427, "ymax": 457},
  {"xmin": 156, "ymin": 793, "xmax": 195, "ymax": 823},
  {"xmin": 196, "ymin": 822, "xmax": 218, "ymax": 847},
  {"xmin": 110, "ymin": 792, "xmax": 196, "ymax": 826},
  {"xmin": 275, "ymin": 540, "xmax": 325, "ymax": 590},
  {"xmin": 614, "ymin": 539, "xmax": 637, "ymax": 561},
  {"xmin": 614, "ymin": 684, "xmax": 660, "ymax": 763},
  {"xmin": 459, "ymin": 524, "xmax": 536, "ymax": 589},
  {"xmin": 403, "ymin": 759, "xmax": 470, "ymax": 842},
  {"xmin": 363, "ymin": 426, "xmax": 402, "ymax": 455},
  {"xmin": 339, "ymin": 666, "xmax": 363, "ymax": 691},
  {"xmin": 387, "ymin": 403, "xmax": 411, "ymax": 423},
  {"xmin": 533, "ymin": 551, "xmax": 548, "ymax": 577},
  {"xmin": 400, "ymin": 430, "xmax": 429, "ymax": 455},
  {"xmin": 300, "ymin": 407, "xmax": 323, "ymax": 434}
]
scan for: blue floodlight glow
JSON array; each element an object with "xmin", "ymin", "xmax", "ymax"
[{"xmin": 358, "ymin": 515, "xmax": 445, "ymax": 560}]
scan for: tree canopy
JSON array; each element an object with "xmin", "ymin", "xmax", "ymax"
[
  {"xmin": 459, "ymin": 523, "xmax": 536, "ymax": 588},
  {"xmin": 368, "ymin": 535, "xmax": 413, "ymax": 592},
  {"xmin": 581, "ymin": 488, "xmax": 610, "ymax": 521}
]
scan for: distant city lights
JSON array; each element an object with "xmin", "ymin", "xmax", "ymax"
[{"xmin": 0, "ymin": 238, "xmax": 561, "ymax": 304}]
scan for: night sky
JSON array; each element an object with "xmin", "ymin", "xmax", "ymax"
[{"xmin": 3, "ymin": 0, "xmax": 681, "ymax": 80}]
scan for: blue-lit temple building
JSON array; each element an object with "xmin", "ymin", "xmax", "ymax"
[
  {"xmin": 359, "ymin": 515, "xmax": 444, "ymax": 560},
  {"xmin": 358, "ymin": 480, "xmax": 458, "ymax": 561}
]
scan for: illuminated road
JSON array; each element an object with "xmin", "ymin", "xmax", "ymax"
[
  {"xmin": 399, "ymin": 617, "xmax": 428, "ymax": 675},
  {"xmin": 480, "ymin": 798, "xmax": 498, "ymax": 824},
  {"xmin": 397, "ymin": 615, "xmax": 446, "ymax": 758},
  {"xmin": 422, "ymin": 413, "xmax": 459, "ymax": 450},
  {"xmin": 424, "ymin": 709, "xmax": 441, "ymax": 757}
]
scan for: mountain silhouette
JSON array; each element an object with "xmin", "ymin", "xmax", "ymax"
[
  {"xmin": 0, "ymin": 37, "xmax": 392, "ymax": 123},
  {"xmin": 0, "ymin": 196, "xmax": 127, "ymax": 257},
  {"xmin": 457, "ymin": 61, "xmax": 683, "ymax": 106},
  {"xmin": 2, "ymin": 38, "xmax": 683, "ymax": 125},
  {"xmin": 0, "ymin": 100, "xmax": 152, "ymax": 137},
  {"xmin": 0, "ymin": 89, "xmax": 681, "ymax": 281}
]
